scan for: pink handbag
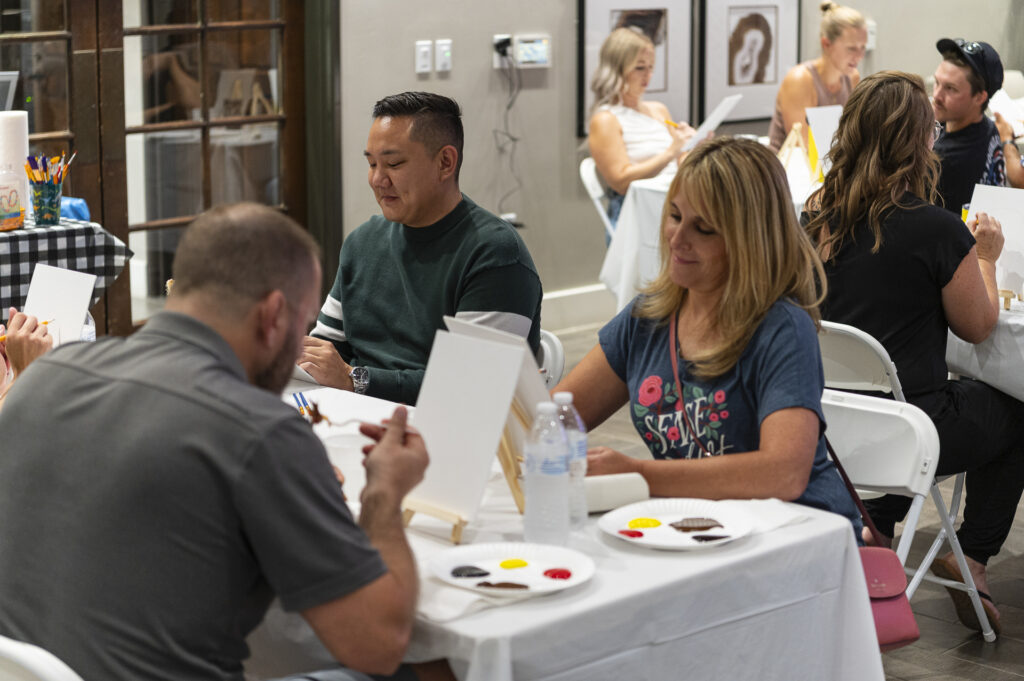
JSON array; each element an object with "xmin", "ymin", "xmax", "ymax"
[
  {"xmin": 859, "ymin": 546, "xmax": 921, "ymax": 651},
  {"xmin": 826, "ymin": 437, "xmax": 920, "ymax": 652}
]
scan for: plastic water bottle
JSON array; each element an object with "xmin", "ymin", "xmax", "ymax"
[
  {"xmin": 523, "ymin": 401, "xmax": 569, "ymax": 545},
  {"xmin": 553, "ymin": 391, "xmax": 588, "ymax": 530}
]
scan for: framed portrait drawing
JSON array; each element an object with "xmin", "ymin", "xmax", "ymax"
[
  {"xmin": 577, "ymin": 0, "xmax": 692, "ymax": 137},
  {"xmin": 699, "ymin": 0, "xmax": 800, "ymax": 122},
  {"xmin": 0, "ymin": 72, "xmax": 17, "ymax": 111}
]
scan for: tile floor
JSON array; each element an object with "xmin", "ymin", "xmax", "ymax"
[{"xmin": 556, "ymin": 322, "xmax": 1024, "ymax": 681}]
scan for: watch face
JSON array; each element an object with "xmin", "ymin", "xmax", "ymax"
[{"xmin": 350, "ymin": 366, "xmax": 370, "ymax": 393}]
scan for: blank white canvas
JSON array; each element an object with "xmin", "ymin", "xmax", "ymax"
[
  {"xmin": 966, "ymin": 184, "xmax": 1024, "ymax": 292},
  {"xmin": 805, "ymin": 105, "xmax": 843, "ymax": 175},
  {"xmin": 442, "ymin": 315, "xmax": 549, "ymax": 417},
  {"xmin": 408, "ymin": 330, "xmax": 526, "ymax": 522},
  {"xmin": 22, "ymin": 264, "xmax": 96, "ymax": 346}
]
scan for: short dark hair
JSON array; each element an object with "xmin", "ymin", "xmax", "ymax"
[
  {"xmin": 942, "ymin": 52, "xmax": 987, "ymax": 99},
  {"xmin": 372, "ymin": 91, "xmax": 464, "ymax": 180},
  {"xmin": 172, "ymin": 203, "xmax": 320, "ymax": 314}
]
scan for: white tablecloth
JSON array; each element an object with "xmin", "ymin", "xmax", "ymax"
[
  {"xmin": 598, "ymin": 174, "xmax": 819, "ymax": 312},
  {"xmin": 246, "ymin": 389, "xmax": 883, "ymax": 681},
  {"xmin": 599, "ymin": 176, "xmax": 671, "ymax": 311},
  {"xmin": 946, "ymin": 302, "xmax": 1024, "ymax": 401}
]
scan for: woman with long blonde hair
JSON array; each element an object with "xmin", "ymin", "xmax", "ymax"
[
  {"xmin": 555, "ymin": 137, "xmax": 859, "ymax": 526},
  {"xmin": 587, "ymin": 27, "xmax": 695, "ymax": 225},
  {"xmin": 767, "ymin": 1, "xmax": 867, "ymax": 151},
  {"xmin": 806, "ymin": 71, "xmax": 1024, "ymax": 635}
]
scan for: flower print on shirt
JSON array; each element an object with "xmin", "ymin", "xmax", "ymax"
[{"xmin": 632, "ymin": 374, "xmax": 733, "ymax": 459}]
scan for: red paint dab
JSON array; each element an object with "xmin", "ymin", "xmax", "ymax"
[
  {"xmin": 618, "ymin": 529, "xmax": 644, "ymax": 538},
  {"xmin": 543, "ymin": 567, "xmax": 572, "ymax": 580}
]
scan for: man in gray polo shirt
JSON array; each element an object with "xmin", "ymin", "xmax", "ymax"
[{"xmin": 0, "ymin": 204, "xmax": 430, "ymax": 681}]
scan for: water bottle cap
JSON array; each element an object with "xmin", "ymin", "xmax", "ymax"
[
  {"xmin": 552, "ymin": 391, "xmax": 574, "ymax": 405},
  {"xmin": 536, "ymin": 401, "xmax": 557, "ymax": 414}
]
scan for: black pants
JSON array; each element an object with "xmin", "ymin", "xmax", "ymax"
[{"xmin": 864, "ymin": 379, "xmax": 1024, "ymax": 565}]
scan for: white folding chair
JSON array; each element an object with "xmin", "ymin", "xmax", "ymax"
[
  {"xmin": 536, "ymin": 328, "xmax": 565, "ymax": 390},
  {"xmin": 578, "ymin": 157, "xmax": 616, "ymax": 241},
  {"xmin": 819, "ymin": 322, "xmax": 996, "ymax": 641},
  {"xmin": 0, "ymin": 635, "xmax": 84, "ymax": 681}
]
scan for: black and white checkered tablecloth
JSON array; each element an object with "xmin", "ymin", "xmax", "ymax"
[{"xmin": 0, "ymin": 216, "xmax": 133, "ymax": 320}]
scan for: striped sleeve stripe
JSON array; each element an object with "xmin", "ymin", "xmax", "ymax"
[
  {"xmin": 454, "ymin": 310, "xmax": 532, "ymax": 338},
  {"xmin": 313, "ymin": 295, "xmax": 346, "ymax": 341}
]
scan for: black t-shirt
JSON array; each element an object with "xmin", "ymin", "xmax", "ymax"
[
  {"xmin": 933, "ymin": 116, "xmax": 1002, "ymax": 213},
  {"xmin": 820, "ymin": 195, "xmax": 975, "ymax": 397}
]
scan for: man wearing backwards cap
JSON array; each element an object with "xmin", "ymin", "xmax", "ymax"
[{"xmin": 932, "ymin": 38, "xmax": 1006, "ymax": 213}]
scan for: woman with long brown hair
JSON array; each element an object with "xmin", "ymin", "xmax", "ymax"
[
  {"xmin": 806, "ymin": 70, "xmax": 1024, "ymax": 635},
  {"xmin": 555, "ymin": 137, "xmax": 859, "ymax": 526}
]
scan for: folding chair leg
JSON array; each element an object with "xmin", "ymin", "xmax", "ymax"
[
  {"xmin": 905, "ymin": 527, "xmax": 944, "ymax": 600},
  {"xmin": 947, "ymin": 473, "xmax": 965, "ymax": 518},
  {"xmin": 895, "ymin": 495, "xmax": 925, "ymax": 566},
  {"xmin": 931, "ymin": 486, "xmax": 997, "ymax": 642}
]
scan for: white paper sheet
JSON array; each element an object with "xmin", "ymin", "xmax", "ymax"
[
  {"xmin": 989, "ymin": 90, "xmax": 1024, "ymax": 138},
  {"xmin": 290, "ymin": 363, "xmax": 318, "ymax": 384},
  {"xmin": 22, "ymin": 264, "xmax": 96, "ymax": 346},
  {"xmin": 966, "ymin": 184, "xmax": 1024, "ymax": 292},
  {"xmin": 683, "ymin": 94, "xmax": 742, "ymax": 151}
]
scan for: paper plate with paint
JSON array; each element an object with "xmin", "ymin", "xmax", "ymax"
[
  {"xmin": 428, "ymin": 542, "xmax": 595, "ymax": 596},
  {"xmin": 598, "ymin": 498, "xmax": 753, "ymax": 550}
]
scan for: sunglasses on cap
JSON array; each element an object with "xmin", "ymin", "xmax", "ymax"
[{"xmin": 955, "ymin": 39, "xmax": 983, "ymax": 55}]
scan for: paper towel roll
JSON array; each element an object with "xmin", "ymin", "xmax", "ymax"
[
  {"xmin": 584, "ymin": 472, "xmax": 650, "ymax": 513},
  {"xmin": 0, "ymin": 111, "xmax": 29, "ymax": 217}
]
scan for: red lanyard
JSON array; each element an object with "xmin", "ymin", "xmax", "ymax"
[{"xmin": 669, "ymin": 309, "xmax": 712, "ymax": 457}]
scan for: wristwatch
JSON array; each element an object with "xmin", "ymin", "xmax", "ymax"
[{"xmin": 349, "ymin": 366, "xmax": 370, "ymax": 395}]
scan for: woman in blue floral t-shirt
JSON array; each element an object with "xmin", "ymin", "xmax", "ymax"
[{"xmin": 555, "ymin": 137, "xmax": 859, "ymax": 526}]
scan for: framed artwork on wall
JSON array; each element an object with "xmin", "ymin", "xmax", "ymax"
[
  {"xmin": 698, "ymin": 0, "xmax": 800, "ymax": 122},
  {"xmin": 576, "ymin": 0, "xmax": 692, "ymax": 137}
]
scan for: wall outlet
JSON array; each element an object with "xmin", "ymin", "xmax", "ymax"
[
  {"xmin": 493, "ymin": 34, "xmax": 512, "ymax": 69},
  {"xmin": 500, "ymin": 212, "xmax": 523, "ymax": 227}
]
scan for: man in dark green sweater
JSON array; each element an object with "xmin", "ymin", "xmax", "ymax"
[{"xmin": 298, "ymin": 92, "xmax": 543, "ymax": 405}]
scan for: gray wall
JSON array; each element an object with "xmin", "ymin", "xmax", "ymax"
[
  {"xmin": 339, "ymin": 1, "xmax": 1017, "ymax": 303},
  {"xmin": 800, "ymin": 0, "xmax": 1019, "ymax": 81},
  {"xmin": 339, "ymin": 1, "xmax": 603, "ymax": 295}
]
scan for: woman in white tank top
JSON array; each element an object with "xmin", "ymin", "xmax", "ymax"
[{"xmin": 587, "ymin": 27, "xmax": 695, "ymax": 223}]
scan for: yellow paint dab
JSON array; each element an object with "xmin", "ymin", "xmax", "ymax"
[
  {"xmin": 500, "ymin": 558, "xmax": 528, "ymax": 569},
  {"xmin": 628, "ymin": 517, "xmax": 661, "ymax": 529}
]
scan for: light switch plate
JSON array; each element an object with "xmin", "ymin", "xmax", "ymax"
[
  {"xmin": 415, "ymin": 40, "xmax": 432, "ymax": 74},
  {"xmin": 435, "ymin": 39, "xmax": 452, "ymax": 72}
]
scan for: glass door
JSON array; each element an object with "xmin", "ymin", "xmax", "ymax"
[{"xmin": 122, "ymin": 0, "xmax": 300, "ymax": 324}]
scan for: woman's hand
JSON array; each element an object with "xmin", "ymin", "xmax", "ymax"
[
  {"xmin": 586, "ymin": 446, "xmax": 643, "ymax": 477},
  {"xmin": 4, "ymin": 308, "xmax": 53, "ymax": 378},
  {"xmin": 970, "ymin": 211, "xmax": 1004, "ymax": 264},
  {"xmin": 667, "ymin": 121, "xmax": 697, "ymax": 158}
]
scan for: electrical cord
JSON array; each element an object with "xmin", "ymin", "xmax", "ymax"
[{"xmin": 493, "ymin": 42, "xmax": 523, "ymax": 226}]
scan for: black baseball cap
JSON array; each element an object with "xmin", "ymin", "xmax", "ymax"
[{"xmin": 936, "ymin": 38, "xmax": 1004, "ymax": 101}]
